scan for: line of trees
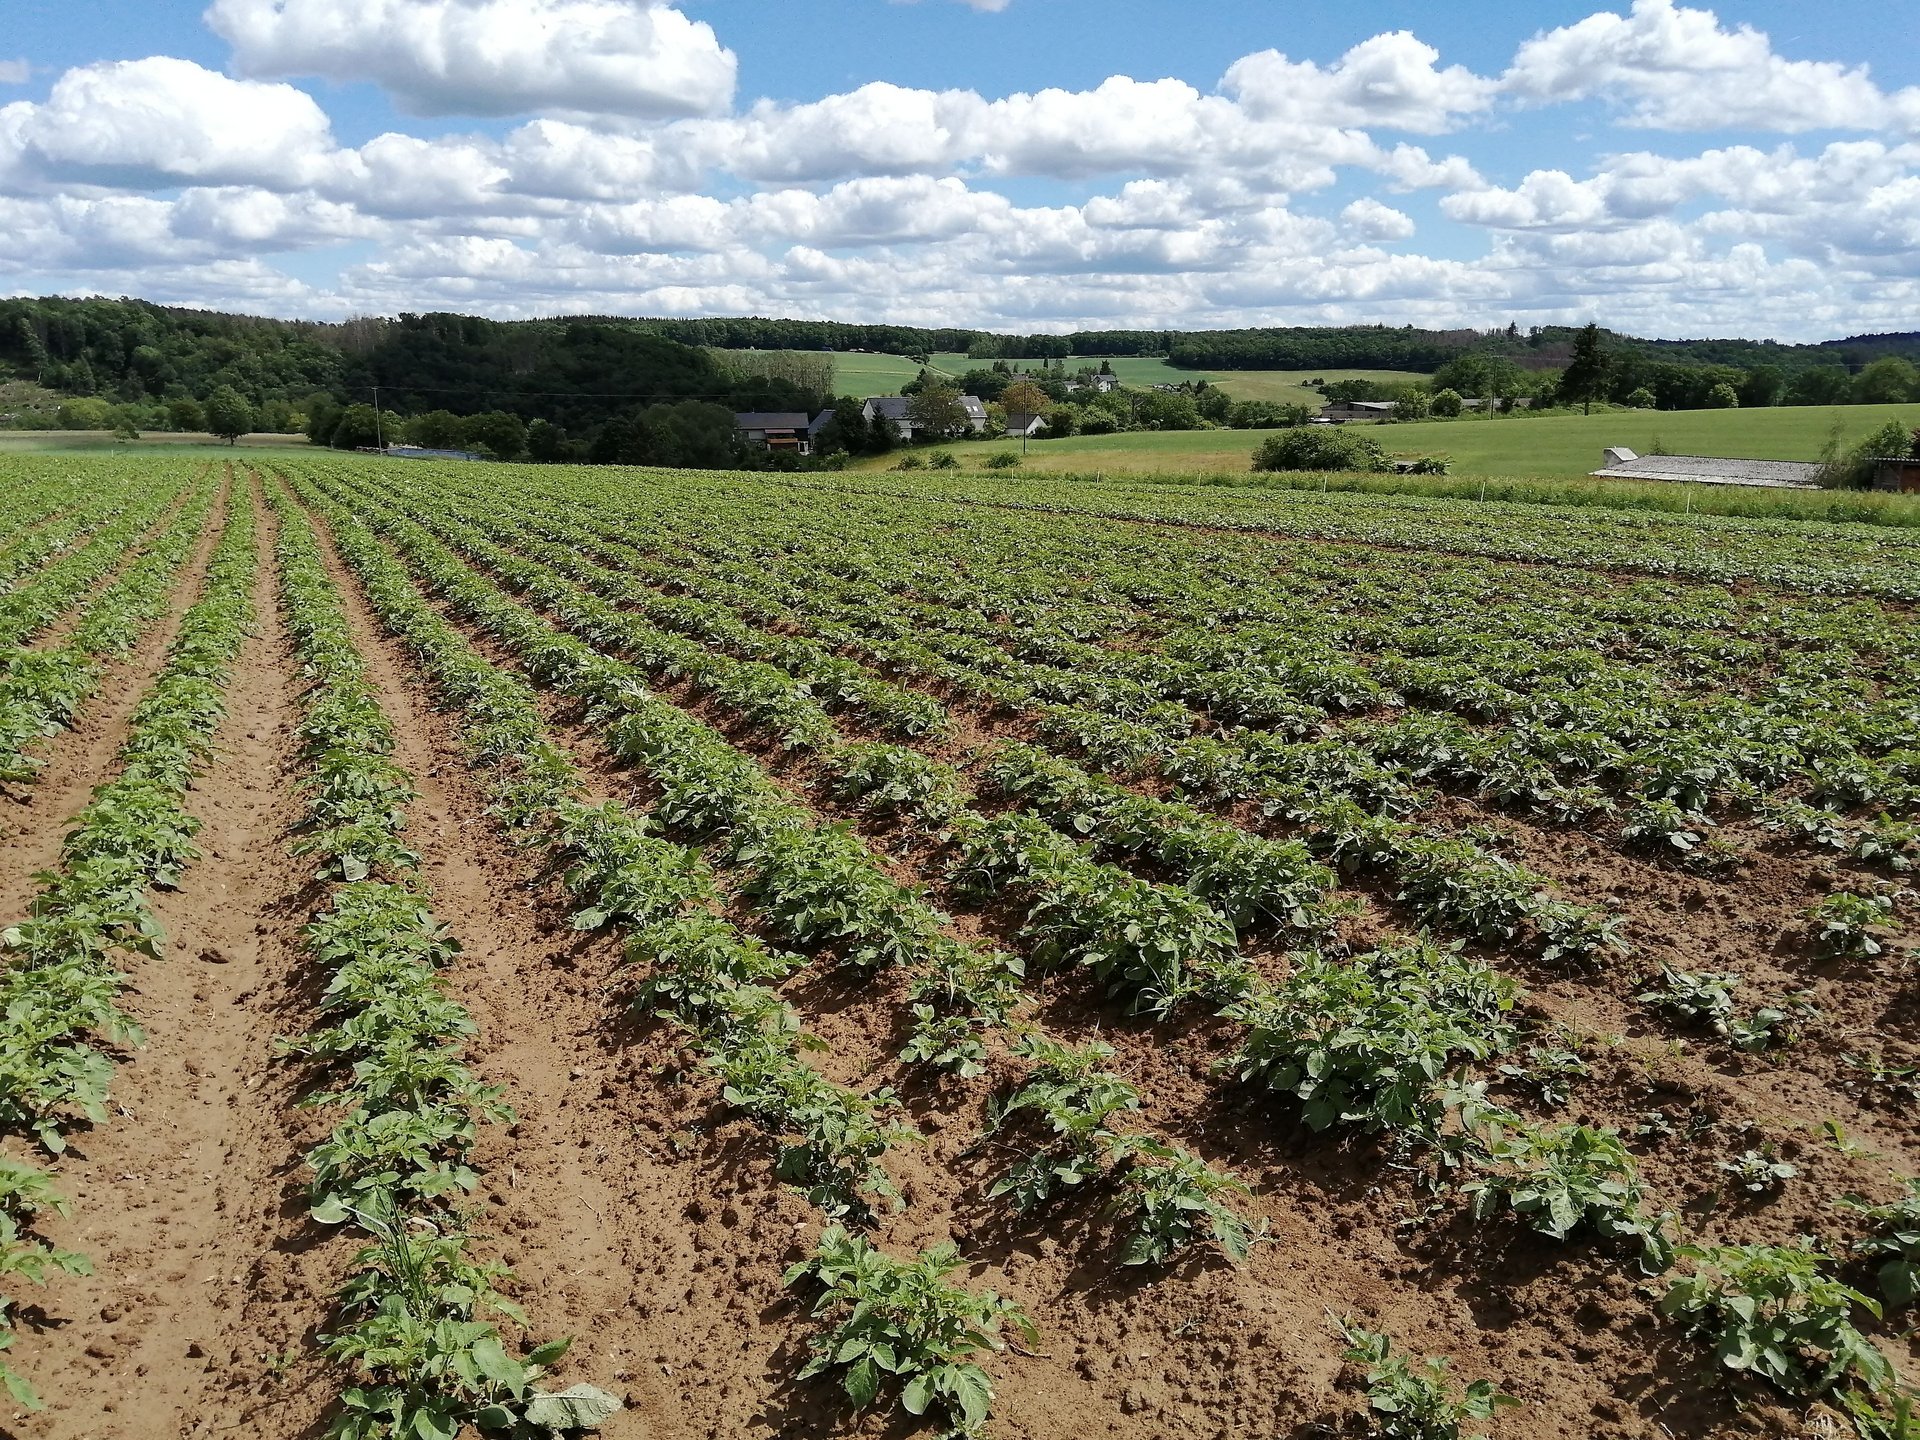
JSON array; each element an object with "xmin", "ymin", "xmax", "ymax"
[
  {"xmin": 5, "ymin": 298, "xmax": 1916, "ymax": 464},
  {"xmin": 1550, "ymin": 324, "xmax": 1920, "ymax": 412}
]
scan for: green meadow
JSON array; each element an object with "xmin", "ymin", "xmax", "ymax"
[{"xmin": 884, "ymin": 402, "xmax": 1920, "ymax": 480}]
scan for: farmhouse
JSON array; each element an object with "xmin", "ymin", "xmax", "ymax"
[
  {"xmin": 863, "ymin": 394, "xmax": 991, "ymax": 440},
  {"xmin": 733, "ymin": 411, "xmax": 814, "ymax": 456},
  {"xmin": 1004, "ymin": 412, "xmax": 1047, "ymax": 439},
  {"xmin": 1589, "ymin": 447, "xmax": 1820, "ymax": 489}
]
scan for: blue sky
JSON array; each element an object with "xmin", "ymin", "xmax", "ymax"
[{"xmin": 1, "ymin": 0, "xmax": 1916, "ymax": 338}]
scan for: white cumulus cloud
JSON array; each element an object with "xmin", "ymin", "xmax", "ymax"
[
  {"xmin": 1341, "ymin": 197, "xmax": 1416, "ymax": 241},
  {"xmin": 206, "ymin": 0, "xmax": 737, "ymax": 118},
  {"xmin": 1225, "ymin": 32, "xmax": 1496, "ymax": 134},
  {"xmin": 0, "ymin": 57, "xmax": 339, "ymax": 189},
  {"xmin": 1505, "ymin": 0, "xmax": 1920, "ymax": 132}
]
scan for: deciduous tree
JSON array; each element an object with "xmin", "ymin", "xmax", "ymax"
[
  {"xmin": 906, "ymin": 383, "xmax": 969, "ymax": 441},
  {"xmin": 204, "ymin": 385, "xmax": 254, "ymax": 445}
]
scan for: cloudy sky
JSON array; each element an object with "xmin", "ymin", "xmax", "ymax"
[{"xmin": 2, "ymin": 0, "xmax": 1916, "ymax": 339}]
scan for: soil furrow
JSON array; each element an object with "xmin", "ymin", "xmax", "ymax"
[
  {"xmin": 10, "ymin": 477, "xmax": 340, "ymax": 1440},
  {"xmin": 295, "ymin": 484, "xmax": 846, "ymax": 1440},
  {"xmin": 290, "ymin": 476, "xmax": 1764, "ymax": 1440}
]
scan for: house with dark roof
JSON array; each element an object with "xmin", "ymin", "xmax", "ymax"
[
  {"xmin": 733, "ymin": 411, "xmax": 814, "ymax": 456},
  {"xmin": 1589, "ymin": 447, "xmax": 1819, "ymax": 489},
  {"xmin": 862, "ymin": 395, "xmax": 991, "ymax": 440}
]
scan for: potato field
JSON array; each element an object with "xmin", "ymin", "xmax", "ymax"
[{"xmin": 0, "ymin": 453, "xmax": 1916, "ymax": 1440}]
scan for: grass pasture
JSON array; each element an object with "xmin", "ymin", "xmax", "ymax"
[
  {"xmin": 1209, "ymin": 367, "xmax": 1428, "ymax": 407},
  {"xmin": 0, "ymin": 429, "xmax": 312, "ymax": 454},
  {"xmin": 891, "ymin": 402, "xmax": 1920, "ymax": 481},
  {"xmin": 748, "ymin": 349, "xmax": 1426, "ymax": 404}
]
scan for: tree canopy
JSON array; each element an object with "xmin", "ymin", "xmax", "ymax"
[{"xmin": 203, "ymin": 385, "xmax": 253, "ymax": 444}]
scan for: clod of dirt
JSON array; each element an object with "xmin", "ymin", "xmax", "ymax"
[{"xmin": 199, "ymin": 947, "xmax": 230, "ymax": 964}]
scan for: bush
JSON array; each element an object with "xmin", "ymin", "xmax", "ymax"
[
  {"xmin": 1429, "ymin": 388, "xmax": 1464, "ymax": 418},
  {"xmin": 982, "ymin": 452, "xmax": 1022, "ymax": 470},
  {"xmin": 893, "ymin": 453, "xmax": 926, "ymax": 472},
  {"xmin": 1252, "ymin": 427, "xmax": 1390, "ymax": 474},
  {"xmin": 1042, "ymin": 405, "xmax": 1080, "ymax": 439},
  {"xmin": 1228, "ymin": 400, "xmax": 1313, "ymax": 429},
  {"xmin": 926, "ymin": 450, "xmax": 958, "ymax": 470}
]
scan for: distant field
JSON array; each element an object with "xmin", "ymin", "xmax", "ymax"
[
  {"xmin": 994, "ymin": 361, "xmax": 1426, "ymax": 405},
  {"xmin": 0, "ymin": 430, "xmax": 311, "ymax": 453},
  {"xmin": 763, "ymin": 350, "xmax": 1426, "ymax": 403},
  {"xmin": 879, "ymin": 403, "xmax": 1920, "ymax": 480},
  {"xmin": 1208, "ymin": 368, "xmax": 1429, "ymax": 408}
]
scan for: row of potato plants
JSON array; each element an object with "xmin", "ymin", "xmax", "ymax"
[
  {"xmin": 311, "ymin": 457, "xmax": 1920, "ymax": 1436},
  {"xmin": 350, "ymin": 476, "xmax": 1347, "ymax": 958},
  {"xmin": 519, "ymin": 466, "xmax": 1916, "ymax": 826},
  {"xmin": 313, "ymin": 464, "xmax": 1684, "ymax": 1279},
  {"xmin": 0, "ymin": 480, "xmax": 109, "ymax": 593},
  {"xmin": 791, "ymin": 468, "xmax": 1920, "ymax": 600},
  {"xmin": 303, "ymin": 466, "xmax": 1265, "ymax": 1272},
  {"xmin": 0, "ymin": 477, "xmax": 181, "ymax": 652},
  {"xmin": 0, "ymin": 483, "xmax": 254, "ymax": 1409},
  {"xmin": 483, "ymin": 466, "xmax": 1918, "ymax": 913},
  {"xmin": 290, "ymin": 477, "xmax": 1043, "ymax": 1438},
  {"xmin": 396, "ymin": 467, "xmax": 1629, "ymax": 966},
  {"xmin": 270, "ymin": 485, "xmax": 621, "ymax": 1437},
  {"xmin": 0, "ymin": 474, "xmax": 217, "ymax": 784}
]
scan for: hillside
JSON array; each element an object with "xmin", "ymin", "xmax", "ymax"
[{"xmin": 8, "ymin": 296, "xmax": 1920, "ymax": 414}]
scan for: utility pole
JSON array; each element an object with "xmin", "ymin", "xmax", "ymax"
[{"xmin": 373, "ymin": 384, "xmax": 383, "ymax": 452}]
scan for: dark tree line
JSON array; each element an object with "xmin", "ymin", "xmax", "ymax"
[{"xmin": 3, "ymin": 297, "xmax": 1915, "ymax": 456}]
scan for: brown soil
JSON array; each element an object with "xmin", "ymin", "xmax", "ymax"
[
  {"xmin": 296, "ymin": 481, "xmax": 1920, "ymax": 1440},
  {"xmin": 6, "ymin": 477, "xmax": 344, "ymax": 1438},
  {"xmin": 2, "ymin": 459, "xmax": 1910, "ymax": 1440}
]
